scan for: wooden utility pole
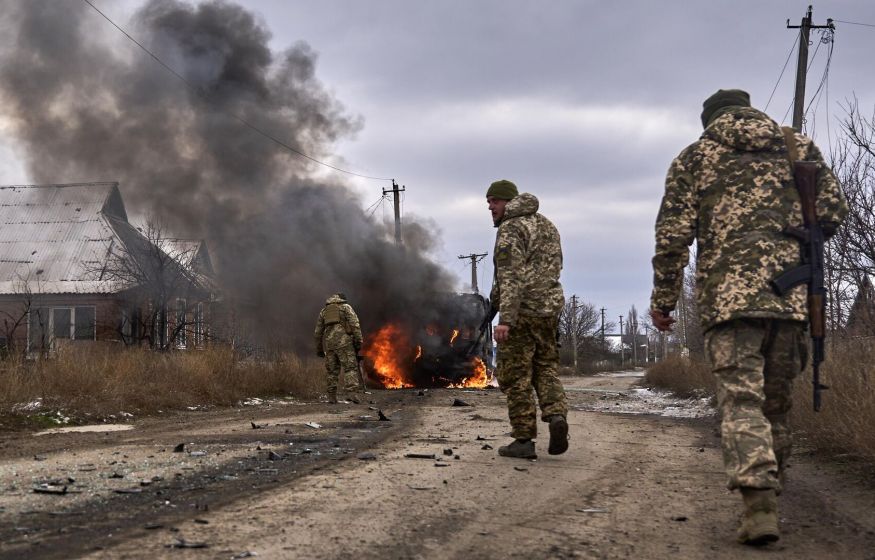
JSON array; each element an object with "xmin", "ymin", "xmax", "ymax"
[
  {"xmin": 618, "ymin": 315, "xmax": 624, "ymax": 368},
  {"xmin": 458, "ymin": 252, "xmax": 488, "ymax": 293},
  {"xmin": 383, "ymin": 180, "xmax": 406, "ymax": 246},
  {"xmin": 570, "ymin": 294, "xmax": 579, "ymax": 372},
  {"xmin": 787, "ymin": 6, "xmax": 834, "ymax": 132},
  {"xmin": 631, "ymin": 316, "xmax": 638, "ymax": 367},
  {"xmin": 600, "ymin": 307, "xmax": 606, "ymax": 346}
]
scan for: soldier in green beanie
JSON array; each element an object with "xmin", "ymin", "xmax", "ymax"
[{"xmin": 486, "ymin": 180, "xmax": 568, "ymax": 459}]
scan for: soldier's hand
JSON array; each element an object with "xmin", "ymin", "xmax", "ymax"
[
  {"xmin": 649, "ymin": 309, "xmax": 676, "ymax": 332},
  {"xmin": 317, "ymin": 350, "xmax": 325, "ymax": 358},
  {"xmin": 494, "ymin": 324, "xmax": 510, "ymax": 343}
]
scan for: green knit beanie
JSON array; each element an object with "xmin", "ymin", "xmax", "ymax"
[
  {"xmin": 701, "ymin": 89, "xmax": 751, "ymax": 128},
  {"xmin": 486, "ymin": 179, "xmax": 518, "ymax": 200}
]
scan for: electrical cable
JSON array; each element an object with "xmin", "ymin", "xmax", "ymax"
[
  {"xmin": 765, "ymin": 31, "xmax": 799, "ymax": 112},
  {"xmin": 81, "ymin": 0, "xmax": 393, "ymax": 182},
  {"xmin": 803, "ymin": 28, "xmax": 835, "ymax": 138},
  {"xmin": 834, "ymin": 19, "xmax": 875, "ymax": 28}
]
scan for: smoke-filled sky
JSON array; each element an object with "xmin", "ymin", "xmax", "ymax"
[{"xmin": 2, "ymin": 0, "xmax": 875, "ymax": 332}]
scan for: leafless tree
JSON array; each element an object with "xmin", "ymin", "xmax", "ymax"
[{"xmin": 96, "ymin": 219, "xmax": 210, "ymax": 351}]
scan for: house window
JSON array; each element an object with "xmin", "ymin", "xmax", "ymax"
[
  {"xmin": 175, "ymin": 298, "xmax": 186, "ymax": 348},
  {"xmin": 74, "ymin": 306, "xmax": 96, "ymax": 340},
  {"xmin": 28, "ymin": 306, "xmax": 96, "ymax": 352},
  {"xmin": 194, "ymin": 302, "xmax": 204, "ymax": 347}
]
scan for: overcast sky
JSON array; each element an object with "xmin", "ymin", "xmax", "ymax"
[{"xmin": 2, "ymin": 0, "xmax": 874, "ymax": 326}]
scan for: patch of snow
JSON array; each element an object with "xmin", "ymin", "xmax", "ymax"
[
  {"xmin": 36, "ymin": 423, "xmax": 134, "ymax": 436},
  {"xmin": 578, "ymin": 387, "xmax": 715, "ymax": 419}
]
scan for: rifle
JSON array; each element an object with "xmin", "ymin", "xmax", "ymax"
[
  {"xmin": 465, "ymin": 305, "xmax": 497, "ymax": 357},
  {"xmin": 771, "ymin": 159, "xmax": 827, "ymax": 411},
  {"xmin": 356, "ymin": 352, "xmax": 367, "ymax": 391}
]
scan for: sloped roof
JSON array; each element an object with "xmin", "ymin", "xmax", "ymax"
[{"xmin": 0, "ymin": 183, "xmax": 137, "ymax": 294}]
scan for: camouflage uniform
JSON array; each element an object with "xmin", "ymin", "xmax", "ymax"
[
  {"xmin": 651, "ymin": 105, "xmax": 847, "ymax": 490},
  {"xmin": 314, "ymin": 294, "xmax": 363, "ymax": 400},
  {"xmin": 490, "ymin": 193, "xmax": 568, "ymax": 439}
]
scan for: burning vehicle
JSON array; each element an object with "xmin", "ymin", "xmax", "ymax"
[{"xmin": 362, "ymin": 292, "xmax": 495, "ymax": 389}]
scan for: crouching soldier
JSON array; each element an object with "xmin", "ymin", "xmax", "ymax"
[{"xmin": 314, "ymin": 293, "xmax": 364, "ymax": 404}]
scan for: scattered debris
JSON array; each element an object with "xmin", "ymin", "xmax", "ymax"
[
  {"xmin": 305, "ymin": 422, "xmax": 322, "ymax": 429},
  {"xmin": 173, "ymin": 443, "xmax": 185, "ymax": 453},
  {"xmin": 255, "ymin": 468, "xmax": 278, "ymax": 475},
  {"xmin": 443, "ymin": 448, "xmax": 453, "ymax": 456},
  {"xmin": 452, "ymin": 398, "xmax": 472, "ymax": 407},
  {"xmin": 481, "ymin": 444, "xmax": 493, "ymax": 450},
  {"xmin": 577, "ymin": 508, "xmax": 610, "ymax": 514},
  {"xmin": 404, "ymin": 453, "xmax": 436, "ymax": 460},
  {"xmin": 251, "ymin": 421, "xmax": 266, "ymax": 429},
  {"xmin": 114, "ymin": 488, "xmax": 143, "ymax": 494},
  {"xmin": 671, "ymin": 516, "xmax": 689, "ymax": 522},
  {"xmin": 194, "ymin": 518, "xmax": 209, "ymax": 525},
  {"xmin": 242, "ymin": 398, "xmax": 264, "ymax": 406},
  {"xmin": 475, "ymin": 436, "xmax": 495, "ymax": 441},
  {"xmin": 32, "ymin": 484, "xmax": 68, "ymax": 495},
  {"xmin": 144, "ymin": 523, "xmax": 164, "ymax": 530},
  {"xmin": 33, "ymin": 455, "xmax": 47, "ymax": 461},
  {"xmin": 407, "ymin": 485, "xmax": 435, "ymax": 491},
  {"xmin": 169, "ymin": 538, "xmax": 208, "ymax": 549},
  {"xmin": 378, "ymin": 410, "xmax": 391, "ymax": 421},
  {"xmin": 357, "ymin": 452, "xmax": 377, "ymax": 461},
  {"xmin": 231, "ymin": 551, "xmax": 258, "ymax": 559},
  {"xmin": 434, "ymin": 463, "xmax": 450, "ymax": 467},
  {"xmin": 108, "ymin": 472, "xmax": 125, "ymax": 479},
  {"xmin": 267, "ymin": 451, "xmax": 283, "ymax": 461},
  {"xmin": 190, "ymin": 451, "xmax": 207, "ymax": 457},
  {"xmin": 513, "ymin": 466, "xmax": 528, "ymax": 472}
]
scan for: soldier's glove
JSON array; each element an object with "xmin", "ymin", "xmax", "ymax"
[{"xmin": 317, "ymin": 350, "xmax": 325, "ymax": 358}]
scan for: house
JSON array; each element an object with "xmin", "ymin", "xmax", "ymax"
[
  {"xmin": 846, "ymin": 275, "xmax": 875, "ymax": 338},
  {"xmin": 0, "ymin": 183, "xmax": 215, "ymax": 354}
]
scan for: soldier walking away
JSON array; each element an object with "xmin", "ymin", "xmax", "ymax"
[
  {"xmin": 486, "ymin": 179, "xmax": 569, "ymax": 459},
  {"xmin": 314, "ymin": 293, "xmax": 364, "ymax": 404},
  {"xmin": 650, "ymin": 89, "xmax": 847, "ymax": 546}
]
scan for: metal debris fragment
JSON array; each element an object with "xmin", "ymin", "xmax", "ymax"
[
  {"xmin": 378, "ymin": 410, "xmax": 391, "ymax": 421},
  {"xmin": 305, "ymin": 422, "xmax": 322, "ymax": 429},
  {"xmin": 173, "ymin": 443, "xmax": 185, "ymax": 453},
  {"xmin": 357, "ymin": 452, "xmax": 377, "ymax": 461},
  {"xmin": 452, "ymin": 398, "xmax": 471, "ymax": 407},
  {"xmin": 404, "ymin": 453, "xmax": 436, "ymax": 460}
]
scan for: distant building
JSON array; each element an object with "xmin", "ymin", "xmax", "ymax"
[
  {"xmin": 0, "ymin": 183, "xmax": 216, "ymax": 354},
  {"xmin": 846, "ymin": 275, "xmax": 875, "ymax": 338}
]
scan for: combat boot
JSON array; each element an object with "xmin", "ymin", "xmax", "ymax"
[
  {"xmin": 737, "ymin": 488, "xmax": 779, "ymax": 546},
  {"xmin": 546, "ymin": 415, "xmax": 569, "ymax": 455},
  {"xmin": 498, "ymin": 439, "xmax": 537, "ymax": 459}
]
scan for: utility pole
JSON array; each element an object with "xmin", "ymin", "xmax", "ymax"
[
  {"xmin": 600, "ymin": 307, "xmax": 606, "ymax": 347},
  {"xmin": 618, "ymin": 315, "xmax": 624, "ymax": 368},
  {"xmin": 383, "ymin": 180, "xmax": 406, "ymax": 246},
  {"xmin": 631, "ymin": 316, "xmax": 638, "ymax": 367},
  {"xmin": 458, "ymin": 252, "xmax": 488, "ymax": 293},
  {"xmin": 570, "ymin": 294, "xmax": 579, "ymax": 372},
  {"xmin": 644, "ymin": 325, "xmax": 651, "ymax": 364},
  {"xmin": 787, "ymin": 6, "xmax": 834, "ymax": 132}
]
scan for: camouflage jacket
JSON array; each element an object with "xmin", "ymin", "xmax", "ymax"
[
  {"xmin": 651, "ymin": 107, "xmax": 848, "ymax": 331},
  {"xmin": 314, "ymin": 295, "xmax": 363, "ymax": 352},
  {"xmin": 490, "ymin": 193, "xmax": 565, "ymax": 326}
]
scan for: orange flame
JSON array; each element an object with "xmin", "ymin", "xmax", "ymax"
[
  {"xmin": 362, "ymin": 323, "xmax": 414, "ymax": 389},
  {"xmin": 450, "ymin": 357, "xmax": 490, "ymax": 388},
  {"xmin": 415, "ymin": 345, "xmax": 422, "ymax": 361},
  {"xmin": 450, "ymin": 329, "xmax": 460, "ymax": 346}
]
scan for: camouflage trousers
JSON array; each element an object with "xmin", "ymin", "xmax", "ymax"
[
  {"xmin": 705, "ymin": 318, "xmax": 807, "ymax": 490},
  {"xmin": 324, "ymin": 344, "xmax": 361, "ymax": 395},
  {"xmin": 496, "ymin": 315, "xmax": 568, "ymax": 440}
]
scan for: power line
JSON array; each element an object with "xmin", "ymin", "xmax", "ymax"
[
  {"xmin": 834, "ymin": 19, "xmax": 875, "ymax": 28},
  {"xmin": 81, "ymin": 0, "xmax": 393, "ymax": 182},
  {"xmin": 765, "ymin": 31, "xmax": 799, "ymax": 112}
]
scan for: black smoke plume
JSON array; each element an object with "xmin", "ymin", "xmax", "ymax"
[{"xmin": 0, "ymin": 0, "xmax": 458, "ymax": 350}]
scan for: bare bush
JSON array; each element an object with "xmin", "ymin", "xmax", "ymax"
[
  {"xmin": 644, "ymin": 354, "xmax": 715, "ymax": 398},
  {"xmin": 0, "ymin": 345, "xmax": 324, "ymax": 421}
]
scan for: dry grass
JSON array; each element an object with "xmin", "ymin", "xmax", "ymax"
[
  {"xmin": 0, "ymin": 343, "xmax": 324, "ymax": 422},
  {"xmin": 644, "ymin": 354, "xmax": 715, "ymax": 398},
  {"xmin": 645, "ymin": 342, "xmax": 875, "ymax": 464},
  {"xmin": 790, "ymin": 340, "xmax": 875, "ymax": 463}
]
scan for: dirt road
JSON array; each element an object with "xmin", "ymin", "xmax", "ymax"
[{"xmin": 2, "ymin": 373, "xmax": 873, "ymax": 559}]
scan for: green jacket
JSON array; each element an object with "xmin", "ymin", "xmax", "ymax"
[
  {"xmin": 314, "ymin": 295, "xmax": 363, "ymax": 352},
  {"xmin": 490, "ymin": 193, "xmax": 565, "ymax": 326},
  {"xmin": 651, "ymin": 107, "xmax": 848, "ymax": 331}
]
